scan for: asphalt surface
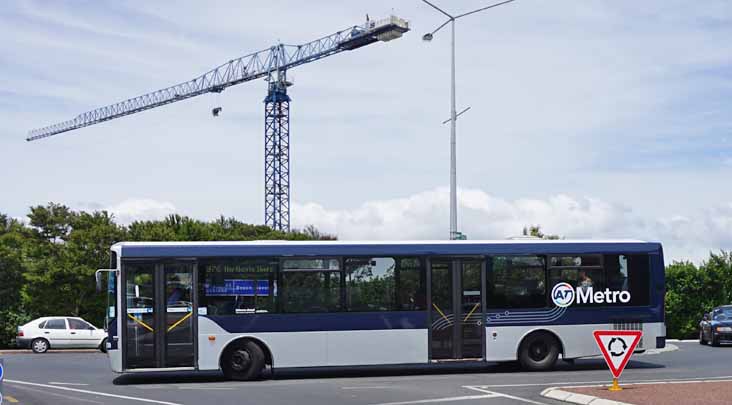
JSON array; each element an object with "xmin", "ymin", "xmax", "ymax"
[{"xmin": 1, "ymin": 342, "xmax": 731, "ymax": 405}]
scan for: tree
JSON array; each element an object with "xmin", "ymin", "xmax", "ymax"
[
  {"xmin": 300, "ymin": 224, "xmax": 337, "ymax": 241},
  {"xmin": 664, "ymin": 252, "xmax": 732, "ymax": 339},
  {"xmin": 22, "ymin": 205, "xmax": 125, "ymax": 327},
  {"xmin": 0, "ymin": 203, "xmax": 338, "ymax": 348},
  {"xmin": 0, "ymin": 214, "xmax": 31, "ymax": 347}
]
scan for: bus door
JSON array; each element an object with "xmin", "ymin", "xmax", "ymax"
[
  {"xmin": 123, "ymin": 261, "xmax": 197, "ymax": 370},
  {"xmin": 429, "ymin": 258, "xmax": 485, "ymax": 360}
]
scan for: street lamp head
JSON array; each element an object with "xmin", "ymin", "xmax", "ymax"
[{"xmin": 422, "ymin": 33, "xmax": 434, "ymax": 41}]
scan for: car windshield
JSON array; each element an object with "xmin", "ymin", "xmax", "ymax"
[{"xmin": 713, "ymin": 308, "xmax": 732, "ymax": 321}]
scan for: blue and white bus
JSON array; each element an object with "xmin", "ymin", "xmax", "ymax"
[{"xmin": 97, "ymin": 239, "xmax": 665, "ymax": 380}]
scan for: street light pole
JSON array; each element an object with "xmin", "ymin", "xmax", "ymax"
[
  {"xmin": 450, "ymin": 19, "xmax": 457, "ymax": 241},
  {"xmin": 422, "ymin": 0, "xmax": 516, "ymax": 240}
]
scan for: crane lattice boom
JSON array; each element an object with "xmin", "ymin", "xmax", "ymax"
[
  {"xmin": 27, "ymin": 15, "xmax": 409, "ymax": 232},
  {"xmin": 27, "ymin": 16, "xmax": 409, "ymax": 141}
]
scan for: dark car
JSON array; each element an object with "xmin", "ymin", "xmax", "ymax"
[{"xmin": 699, "ymin": 305, "xmax": 732, "ymax": 346}]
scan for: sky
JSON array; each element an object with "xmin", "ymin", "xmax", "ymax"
[{"xmin": 1, "ymin": 1, "xmax": 731, "ymax": 263}]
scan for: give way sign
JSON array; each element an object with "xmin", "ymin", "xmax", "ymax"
[{"xmin": 593, "ymin": 330, "xmax": 643, "ymax": 379}]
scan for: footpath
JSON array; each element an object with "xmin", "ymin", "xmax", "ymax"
[{"xmin": 543, "ymin": 379, "xmax": 732, "ymax": 405}]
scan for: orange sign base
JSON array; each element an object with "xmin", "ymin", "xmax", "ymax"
[{"xmin": 608, "ymin": 378, "xmax": 622, "ymax": 392}]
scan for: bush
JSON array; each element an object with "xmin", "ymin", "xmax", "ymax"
[{"xmin": 665, "ymin": 252, "xmax": 732, "ymax": 339}]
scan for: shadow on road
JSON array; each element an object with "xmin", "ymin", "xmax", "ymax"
[{"xmin": 113, "ymin": 357, "xmax": 665, "ymax": 385}]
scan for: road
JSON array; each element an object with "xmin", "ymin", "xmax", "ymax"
[{"xmin": 1, "ymin": 342, "xmax": 731, "ymax": 405}]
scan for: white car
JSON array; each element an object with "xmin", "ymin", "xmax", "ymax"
[{"xmin": 16, "ymin": 317, "xmax": 107, "ymax": 354}]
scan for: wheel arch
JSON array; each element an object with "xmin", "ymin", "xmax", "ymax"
[
  {"xmin": 515, "ymin": 328, "xmax": 566, "ymax": 359},
  {"xmin": 31, "ymin": 337, "xmax": 51, "ymax": 351},
  {"xmin": 218, "ymin": 336, "xmax": 274, "ymax": 369}
]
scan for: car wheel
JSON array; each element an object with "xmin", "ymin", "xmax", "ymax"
[
  {"xmin": 99, "ymin": 338, "xmax": 108, "ymax": 353},
  {"xmin": 221, "ymin": 341, "xmax": 265, "ymax": 381},
  {"xmin": 31, "ymin": 338, "xmax": 50, "ymax": 354},
  {"xmin": 699, "ymin": 330, "xmax": 707, "ymax": 345},
  {"xmin": 711, "ymin": 332, "xmax": 720, "ymax": 347},
  {"xmin": 519, "ymin": 332, "xmax": 560, "ymax": 371}
]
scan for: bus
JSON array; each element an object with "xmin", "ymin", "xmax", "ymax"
[{"xmin": 96, "ymin": 239, "xmax": 665, "ymax": 380}]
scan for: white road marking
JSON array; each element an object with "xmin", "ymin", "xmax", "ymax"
[
  {"xmin": 370, "ymin": 394, "xmax": 500, "ymax": 405},
  {"xmin": 10, "ymin": 383, "xmax": 104, "ymax": 404},
  {"xmin": 49, "ymin": 381, "xmax": 91, "ymax": 386},
  {"xmin": 6, "ymin": 379, "xmax": 183, "ymax": 405},
  {"xmin": 464, "ymin": 386, "xmax": 548, "ymax": 405},
  {"xmin": 469, "ymin": 374, "xmax": 732, "ymax": 388},
  {"xmin": 471, "ymin": 380, "xmax": 609, "ymax": 388}
]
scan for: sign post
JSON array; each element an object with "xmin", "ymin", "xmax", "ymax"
[{"xmin": 592, "ymin": 330, "xmax": 642, "ymax": 391}]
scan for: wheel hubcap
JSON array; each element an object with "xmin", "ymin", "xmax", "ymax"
[
  {"xmin": 231, "ymin": 349, "xmax": 251, "ymax": 372},
  {"xmin": 529, "ymin": 340, "xmax": 548, "ymax": 361},
  {"xmin": 34, "ymin": 341, "xmax": 46, "ymax": 351}
]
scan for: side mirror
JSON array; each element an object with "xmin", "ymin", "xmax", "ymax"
[
  {"xmin": 95, "ymin": 270, "xmax": 103, "ymax": 292},
  {"xmin": 95, "ymin": 269, "xmax": 115, "ymax": 293}
]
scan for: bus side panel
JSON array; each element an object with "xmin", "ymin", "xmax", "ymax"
[
  {"xmin": 197, "ymin": 318, "xmax": 429, "ymax": 369},
  {"xmin": 327, "ymin": 329, "xmax": 428, "ymax": 366},
  {"xmin": 197, "ymin": 316, "xmax": 328, "ymax": 369},
  {"xmin": 485, "ymin": 322, "xmax": 665, "ymax": 361}
]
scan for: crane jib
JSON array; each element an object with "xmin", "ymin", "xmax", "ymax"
[{"xmin": 26, "ymin": 16, "xmax": 409, "ymax": 141}]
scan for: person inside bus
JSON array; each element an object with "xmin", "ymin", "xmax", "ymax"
[
  {"xmin": 578, "ymin": 270, "xmax": 593, "ymax": 290},
  {"xmin": 167, "ymin": 286, "xmax": 185, "ymax": 305}
]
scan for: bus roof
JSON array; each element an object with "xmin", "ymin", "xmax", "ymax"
[{"xmin": 113, "ymin": 239, "xmax": 662, "ymax": 258}]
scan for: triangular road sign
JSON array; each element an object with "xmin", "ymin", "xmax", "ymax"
[{"xmin": 593, "ymin": 330, "xmax": 642, "ymax": 379}]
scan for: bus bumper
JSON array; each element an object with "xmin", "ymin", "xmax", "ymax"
[{"xmin": 109, "ymin": 348, "xmax": 123, "ymax": 372}]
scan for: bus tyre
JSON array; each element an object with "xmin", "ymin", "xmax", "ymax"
[
  {"xmin": 518, "ymin": 332, "xmax": 559, "ymax": 371},
  {"xmin": 31, "ymin": 338, "xmax": 50, "ymax": 354},
  {"xmin": 222, "ymin": 341, "xmax": 265, "ymax": 381},
  {"xmin": 99, "ymin": 338, "xmax": 108, "ymax": 353}
]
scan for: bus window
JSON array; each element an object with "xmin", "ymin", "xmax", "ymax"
[
  {"xmin": 604, "ymin": 254, "xmax": 650, "ymax": 306},
  {"xmin": 396, "ymin": 258, "xmax": 426, "ymax": 311},
  {"xmin": 487, "ymin": 256, "xmax": 546, "ymax": 309},
  {"xmin": 548, "ymin": 255, "xmax": 606, "ymax": 301},
  {"xmin": 199, "ymin": 258, "xmax": 277, "ymax": 315},
  {"xmin": 346, "ymin": 257, "xmax": 395, "ymax": 312},
  {"xmin": 281, "ymin": 258, "xmax": 342, "ymax": 313}
]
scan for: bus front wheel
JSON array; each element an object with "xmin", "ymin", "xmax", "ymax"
[
  {"xmin": 222, "ymin": 340, "xmax": 265, "ymax": 381},
  {"xmin": 518, "ymin": 332, "xmax": 560, "ymax": 371}
]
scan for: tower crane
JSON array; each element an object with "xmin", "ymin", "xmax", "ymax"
[{"xmin": 27, "ymin": 15, "xmax": 410, "ymax": 231}]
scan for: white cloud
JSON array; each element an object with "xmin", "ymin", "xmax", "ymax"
[
  {"xmin": 2, "ymin": 0, "xmax": 732, "ymax": 257},
  {"xmin": 104, "ymin": 198, "xmax": 177, "ymax": 225},
  {"xmin": 293, "ymin": 187, "xmax": 732, "ymax": 264}
]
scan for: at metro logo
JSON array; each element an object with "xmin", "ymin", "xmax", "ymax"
[
  {"xmin": 576, "ymin": 287, "xmax": 631, "ymax": 305},
  {"xmin": 551, "ymin": 283, "xmax": 631, "ymax": 306}
]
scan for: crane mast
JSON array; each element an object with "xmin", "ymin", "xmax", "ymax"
[{"xmin": 27, "ymin": 16, "xmax": 409, "ymax": 231}]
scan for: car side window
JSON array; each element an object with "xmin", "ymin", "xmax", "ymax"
[
  {"xmin": 38, "ymin": 320, "xmax": 47, "ymax": 329},
  {"xmin": 44, "ymin": 319, "xmax": 67, "ymax": 329},
  {"xmin": 68, "ymin": 318, "xmax": 91, "ymax": 330}
]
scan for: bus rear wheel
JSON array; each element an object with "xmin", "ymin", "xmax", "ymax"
[
  {"xmin": 222, "ymin": 340, "xmax": 265, "ymax": 381},
  {"xmin": 518, "ymin": 332, "xmax": 560, "ymax": 371}
]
